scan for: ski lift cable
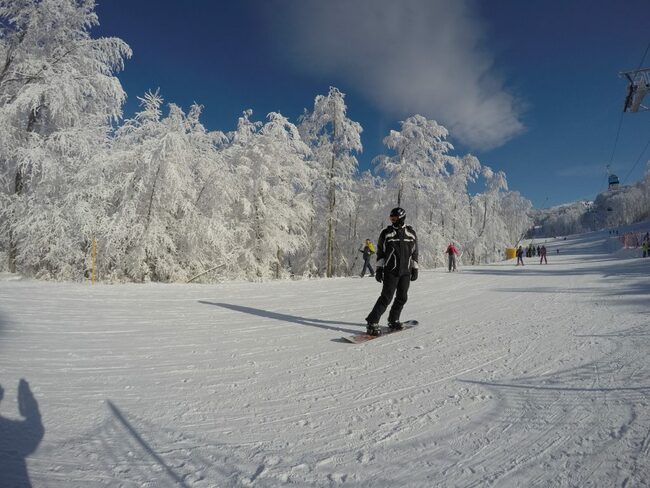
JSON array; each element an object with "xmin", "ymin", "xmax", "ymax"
[
  {"xmin": 622, "ymin": 134, "xmax": 650, "ymax": 184},
  {"xmin": 605, "ymin": 40, "xmax": 650, "ymax": 191},
  {"xmin": 607, "ymin": 112, "xmax": 625, "ymax": 168},
  {"xmin": 632, "ymin": 40, "xmax": 650, "ymax": 76},
  {"xmin": 617, "ymin": 40, "xmax": 650, "ymax": 185}
]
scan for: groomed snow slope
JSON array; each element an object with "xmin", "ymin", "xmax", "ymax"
[{"xmin": 1, "ymin": 228, "xmax": 649, "ymax": 487}]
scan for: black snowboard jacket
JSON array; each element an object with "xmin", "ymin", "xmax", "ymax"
[{"xmin": 376, "ymin": 224, "xmax": 418, "ymax": 276}]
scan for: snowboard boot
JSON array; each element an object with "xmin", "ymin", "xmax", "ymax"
[
  {"xmin": 388, "ymin": 320, "xmax": 404, "ymax": 331},
  {"xmin": 366, "ymin": 322, "xmax": 382, "ymax": 336}
]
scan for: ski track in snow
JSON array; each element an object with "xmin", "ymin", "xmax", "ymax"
[{"xmin": 0, "ymin": 228, "xmax": 649, "ymax": 487}]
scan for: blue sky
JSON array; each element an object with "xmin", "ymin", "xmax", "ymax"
[{"xmin": 94, "ymin": 0, "xmax": 650, "ymax": 208}]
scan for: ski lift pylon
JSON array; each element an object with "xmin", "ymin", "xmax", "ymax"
[{"xmin": 620, "ymin": 67, "xmax": 650, "ymax": 113}]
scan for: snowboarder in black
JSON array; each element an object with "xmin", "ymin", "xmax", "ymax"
[{"xmin": 365, "ymin": 207, "xmax": 419, "ymax": 336}]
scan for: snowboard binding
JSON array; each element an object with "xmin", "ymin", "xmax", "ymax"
[
  {"xmin": 366, "ymin": 323, "xmax": 382, "ymax": 336},
  {"xmin": 388, "ymin": 320, "xmax": 404, "ymax": 331}
]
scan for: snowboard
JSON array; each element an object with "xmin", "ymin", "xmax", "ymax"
[{"xmin": 342, "ymin": 320, "xmax": 419, "ymax": 344}]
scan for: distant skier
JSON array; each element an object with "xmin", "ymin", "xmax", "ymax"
[
  {"xmin": 445, "ymin": 242, "xmax": 459, "ymax": 272},
  {"xmin": 516, "ymin": 246, "xmax": 525, "ymax": 266},
  {"xmin": 359, "ymin": 238, "xmax": 376, "ymax": 277},
  {"xmin": 539, "ymin": 245, "xmax": 548, "ymax": 264},
  {"xmin": 642, "ymin": 240, "xmax": 649, "ymax": 258},
  {"xmin": 365, "ymin": 207, "xmax": 418, "ymax": 336}
]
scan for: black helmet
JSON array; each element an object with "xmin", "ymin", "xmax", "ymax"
[{"xmin": 389, "ymin": 207, "xmax": 406, "ymax": 226}]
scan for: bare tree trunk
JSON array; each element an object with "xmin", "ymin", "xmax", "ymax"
[
  {"xmin": 469, "ymin": 201, "xmax": 473, "ymax": 228},
  {"xmin": 397, "ymin": 149, "xmax": 405, "ymax": 207},
  {"xmin": 8, "ymin": 168, "xmax": 22, "ymax": 273},
  {"xmin": 327, "ymin": 169, "xmax": 335, "ymax": 277},
  {"xmin": 348, "ymin": 211, "xmax": 353, "ymax": 240},
  {"xmin": 307, "ymin": 184, "xmax": 317, "ymax": 275},
  {"xmin": 353, "ymin": 200, "xmax": 359, "ymax": 239},
  {"xmin": 326, "ymin": 116, "xmax": 337, "ymax": 277},
  {"xmin": 253, "ymin": 195, "xmax": 265, "ymax": 278},
  {"xmin": 145, "ymin": 163, "xmax": 163, "ymax": 231},
  {"xmin": 478, "ymin": 199, "xmax": 489, "ymax": 238},
  {"xmin": 452, "ymin": 203, "xmax": 457, "ymax": 240},
  {"xmin": 9, "ymin": 108, "xmax": 39, "ymax": 273}
]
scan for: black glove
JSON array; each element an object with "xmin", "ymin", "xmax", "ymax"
[
  {"xmin": 375, "ymin": 267, "xmax": 383, "ymax": 283},
  {"xmin": 410, "ymin": 268, "xmax": 418, "ymax": 281}
]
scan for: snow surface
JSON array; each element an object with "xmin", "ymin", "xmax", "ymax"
[{"xmin": 1, "ymin": 228, "xmax": 649, "ymax": 487}]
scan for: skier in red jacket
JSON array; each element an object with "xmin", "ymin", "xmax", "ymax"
[{"xmin": 445, "ymin": 242, "xmax": 459, "ymax": 272}]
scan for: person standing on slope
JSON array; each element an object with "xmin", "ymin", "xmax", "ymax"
[
  {"xmin": 445, "ymin": 242, "xmax": 459, "ymax": 272},
  {"xmin": 516, "ymin": 246, "xmax": 525, "ymax": 266},
  {"xmin": 365, "ymin": 207, "xmax": 419, "ymax": 336},
  {"xmin": 539, "ymin": 245, "xmax": 548, "ymax": 264},
  {"xmin": 359, "ymin": 238, "xmax": 376, "ymax": 277}
]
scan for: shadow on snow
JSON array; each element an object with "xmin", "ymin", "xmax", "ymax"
[
  {"xmin": 198, "ymin": 301, "xmax": 362, "ymax": 335},
  {"xmin": 0, "ymin": 379, "xmax": 44, "ymax": 488}
]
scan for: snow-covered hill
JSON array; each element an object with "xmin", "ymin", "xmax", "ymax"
[{"xmin": 1, "ymin": 228, "xmax": 649, "ymax": 487}]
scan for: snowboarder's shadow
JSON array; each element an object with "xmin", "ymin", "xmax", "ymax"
[
  {"xmin": 199, "ymin": 301, "xmax": 362, "ymax": 335},
  {"xmin": 0, "ymin": 379, "xmax": 44, "ymax": 488}
]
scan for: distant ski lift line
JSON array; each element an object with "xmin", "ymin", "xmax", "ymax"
[{"xmin": 620, "ymin": 67, "xmax": 650, "ymax": 113}]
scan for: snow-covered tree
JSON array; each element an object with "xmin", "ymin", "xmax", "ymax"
[
  {"xmin": 224, "ymin": 110, "xmax": 313, "ymax": 280},
  {"xmin": 299, "ymin": 87, "xmax": 362, "ymax": 277},
  {"xmin": 473, "ymin": 166, "xmax": 506, "ymax": 237},
  {"xmin": 375, "ymin": 115, "xmax": 453, "ymax": 209},
  {"xmin": 0, "ymin": 0, "xmax": 131, "ymax": 274},
  {"xmin": 339, "ymin": 170, "xmax": 387, "ymax": 275},
  {"xmin": 500, "ymin": 191, "xmax": 533, "ymax": 243},
  {"xmin": 103, "ymin": 92, "xmax": 230, "ymax": 282},
  {"xmin": 0, "ymin": 6, "xmax": 543, "ymax": 282}
]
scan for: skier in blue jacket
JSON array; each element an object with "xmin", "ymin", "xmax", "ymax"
[{"xmin": 365, "ymin": 207, "xmax": 419, "ymax": 336}]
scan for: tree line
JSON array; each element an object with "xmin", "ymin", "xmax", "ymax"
[{"xmin": 0, "ymin": 0, "xmax": 532, "ymax": 282}]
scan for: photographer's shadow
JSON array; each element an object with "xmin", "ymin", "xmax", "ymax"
[{"xmin": 0, "ymin": 379, "xmax": 44, "ymax": 488}]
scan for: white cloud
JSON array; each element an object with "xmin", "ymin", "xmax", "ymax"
[{"xmin": 264, "ymin": 0, "xmax": 524, "ymax": 150}]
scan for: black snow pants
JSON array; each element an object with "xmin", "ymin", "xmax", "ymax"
[{"xmin": 366, "ymin": 272, "xmax": 411, "ymax": 324}]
